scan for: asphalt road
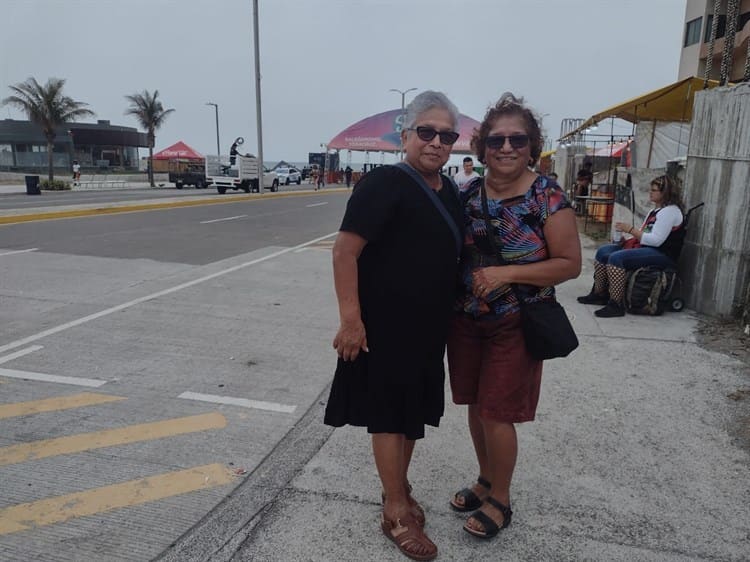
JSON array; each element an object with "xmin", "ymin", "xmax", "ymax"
[
  {"xmin": 0, "ymin": 191, "xmax": 349, "ymax": 561},
  {"xmin": 0, "ymin": 183, "xmax": 316, "ymax": 211},
  {"xmin": 1, "ymin": 191, "xmax": 346, "ymax": 264}
]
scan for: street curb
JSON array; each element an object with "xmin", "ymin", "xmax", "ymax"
[
  {"xmin": 0, "ymin": 188, "xmax": 350, "ymax": 225},
  {"xmin": 153, "ymin": 383, "xmax": 334, "ymax": 562}
]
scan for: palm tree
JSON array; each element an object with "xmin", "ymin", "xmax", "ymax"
[
  {"xmin": 124, "ymin": 90, "xmax": 174, "ymax": 187},
  {"xmin": 2, "ymin": 77, "xmax": 94, "ymax": 182}
]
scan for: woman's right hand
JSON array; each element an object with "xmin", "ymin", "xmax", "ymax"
[{"xmin": 333, "ymin": 318, "xmax": 369, "ymax": 361}]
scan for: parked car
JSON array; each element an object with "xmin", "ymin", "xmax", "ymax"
[
  {"xmin": 275, "ymin": 166, "xmax": 302, "ymax": 185},
  {"xmin": 168, "ymin": 161, "xmax": 208, "ymax": 189}
]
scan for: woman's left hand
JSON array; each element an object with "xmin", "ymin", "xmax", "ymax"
[{"xmin": 472, "ymin": 266, "xmax": 511, "ymax": 299}]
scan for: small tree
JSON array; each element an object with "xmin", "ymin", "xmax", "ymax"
[
  {"xmin": 124, "ymin": 90, "xmax": 174, "ymax": 187},
  {"xmin": 2, "ymin": 77, "xmax": 94, "ymax": 181}
]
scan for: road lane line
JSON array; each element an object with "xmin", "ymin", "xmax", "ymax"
[
  {"xmin": 0, "ymin": 248, "xmax": 38, "ymax": 257},
  {"xmin": 0, "ymin": 345, "xmax": 43, "ymax": 365},
  {"xmin": 178, "ymin": 391, "xmax": 296, "ymax": 414},
  {"xmin": 305, "ymin": 202, "xmax": 328, "ymax": 208},
  {"xmin": 0, "ymin": 392, "xmax": 126, "ymax": 420},
  {"xmin": 200, "ymin": 214, "xmax": 248, "ymax": 224},
  {"xmin": 0, "ymin": 463, "xmax": 234, "ymax": 535},
  {"xmin": 0, "ymin": 412, "xmax": 226, "ymax": 466},
  {"xmin": 0, "ymin": 231, "xmax": 338, "ymax": 355},
  {"xmin": 0, "ymin": 368, "xmax": 108, "ymax": 388}
]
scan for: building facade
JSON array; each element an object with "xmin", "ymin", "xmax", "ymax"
[
  {"xmin": 0, "ymin": 119, "xmax": 148, "ymax": 171},
  {"xmin": 678, "ymin": 0, "xmax": 750, "ymax": 81}
]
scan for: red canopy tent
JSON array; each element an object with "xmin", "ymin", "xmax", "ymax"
[
  {"xmin": 153, "ymin": 141, "xmax": 204, "ymax": 161},
  {"xmin": 328, "ymin": 109, "xmax": 480, "ymax": 154}
]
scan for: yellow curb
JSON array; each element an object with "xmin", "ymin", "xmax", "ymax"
[{"xmin": 0, "ymin": 188, "xmax": 350, "ymax": 225}]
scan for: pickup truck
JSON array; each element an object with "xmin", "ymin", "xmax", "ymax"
[
  {"xmin": 168, "ymin": 162, "xmax": 208, "ymax": 189},
  {"xmin": 205, "ymin": 154, "xmax": 279, "ymax": 194}
]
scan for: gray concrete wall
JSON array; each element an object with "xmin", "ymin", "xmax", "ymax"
[{"xmin": 681, "ymin": 83, "xmax": 750, "ymax": 317}]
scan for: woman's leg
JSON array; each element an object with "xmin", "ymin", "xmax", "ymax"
[
  {"xmin": 449, "ymin": 404, "xmax": 492, "ymax": 509},
  {"xmin": 608, "ymin": 247, "xmax": 676, "ymax": 303},
  {"xmin": 374, "ymin": 433, "xmax": 437, "ymax": 559},
  {"xmin": 595, "ymin": 247, "xmax": 675, "ymax": 317},
  {"xmin": 468, "ymin": 405, "xmax": 490, "ymax": 479},
  {"xmin": 581, "ymin": 244, "xmax": 620, "ymax": 299},
  {"xmin": 447, "ymin": 315, "xmax": 490, "ymax": 507},
  {"xmin": 373, "ymin": 433, "xmax": 410, "ymax": 519},
  {"xmin": 465, "ymin": 419, "xmax": 517, "ymax": 533}
]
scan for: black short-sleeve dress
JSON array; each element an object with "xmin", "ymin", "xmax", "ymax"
[{"xmin": 324, "ymin": 165, "xmax": 463, "ymax": 440}]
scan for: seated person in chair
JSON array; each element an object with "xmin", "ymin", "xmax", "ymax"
[{"xmin": 577, "ymin": 175, "xmax": 684, "ymax": 318}]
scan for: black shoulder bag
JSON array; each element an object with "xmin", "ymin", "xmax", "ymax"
[{"xmin": 479, "ymin": 181, "xmax": 578, "ymax": 360}]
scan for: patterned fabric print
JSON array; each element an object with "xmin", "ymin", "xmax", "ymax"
[{"xmin": 457, "ymin": 176, "xmax": 571, "ymax": 319}]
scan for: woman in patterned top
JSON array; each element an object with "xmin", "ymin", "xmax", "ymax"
[
  {"xmin": 447, "ymin": 93, "xmax": 581, "ymax": 539},
  {"xmin": 577, "ymin": 175, "xmax": 684, "ymax": 317}
]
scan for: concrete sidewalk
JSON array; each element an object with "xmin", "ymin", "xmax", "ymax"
[{"xmin": 158, "ymin": 237, "xmax": 750, "ymax": 562}]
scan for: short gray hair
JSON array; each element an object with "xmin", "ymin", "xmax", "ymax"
[{"xmin": 403, "ymin": 90, "xmax": 460, "ymax": 131}]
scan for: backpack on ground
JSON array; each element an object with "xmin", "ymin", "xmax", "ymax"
[{"xmin": 625, "ymin": 266, "xmax": 676, "ymax": 315}]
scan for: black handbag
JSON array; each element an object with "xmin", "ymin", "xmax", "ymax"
[{"xmin": 479, "ymin": 180, "xmax": 578, "ymax": 360}]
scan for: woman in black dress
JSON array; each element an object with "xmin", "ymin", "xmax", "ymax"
[{"xmin": 324, "ymin": 90, "xmax": 463, "ymax": 561}]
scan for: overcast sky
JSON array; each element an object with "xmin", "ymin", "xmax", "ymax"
[{"xmin": 1, "ymin": 0, "xmax": 687, "ymax": 166}]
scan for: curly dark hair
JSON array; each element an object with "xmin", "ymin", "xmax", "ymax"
[
  {"xmin": 471, "ymin": 92, "xmax": 543, "ymax": 166},
  {"xmin": 651, "ymin": 175, "xmax": 684, "ymax": 211}
]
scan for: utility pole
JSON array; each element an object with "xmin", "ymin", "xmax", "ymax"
[
  {"xmin": 205, "ymin": 102, "xmax": 220, "ymax": 159},
  {"xmin": 252, "ymin": 0, "xmax": 264, "ymax": 193},
  {"xmin": 389, "ymin": 87, "xmax": 417, "ymax": 160}
]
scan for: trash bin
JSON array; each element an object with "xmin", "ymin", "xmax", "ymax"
[{"xmin": 25, "ymin": 175, "xmax": 41, "ymax": 195}]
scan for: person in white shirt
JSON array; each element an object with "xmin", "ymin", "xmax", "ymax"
[
  {"xmin": 453, "ymin": 156, "xmax": 480, "ymax": 189},
  {"xmin": 72, "ymin": 160, "xmax": 81, "ymax": 186},
  {"xmin": 577, "ymin": 175, "xmax": 685, "ymax": 317}
]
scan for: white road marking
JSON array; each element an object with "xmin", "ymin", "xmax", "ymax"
[
  {"xmin": 0, "ymin": 232, "xmax": 338, "ymax": 355},
  {"xmin": 200, "ymin": 215, "xmax": 248, "ymax": 224},
  {"xmin": 0, "ymin": 248, "xmax": 38, "ymax": 257},
  {"xmin": 305, "ymin": 202, "xmax": 328, "ymax": 208},
  {"xmin": 0, "ymin": 345, "xmax": 44, "ymax": 365},
  {"xmin": 178, "ymin": 391, "xmax": 297, "ymax": 414},
  {"xmin": 0, "ymin": 368, "xmax": 108, "ymax": 388}
]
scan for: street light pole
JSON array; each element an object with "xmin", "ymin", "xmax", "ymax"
[
  {"xmin": 252, "ymin": 0, "xmax": 265, "ymax": 193},
  {"xmin": 205, "ymin": 102, "xmax": 221, "ymax": 159},
  {"xmin": 389, "ymin": 87, "xmax": 417, "ymax": 160}
]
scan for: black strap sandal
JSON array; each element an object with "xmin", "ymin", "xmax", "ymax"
[
  {"xmin": 463, "ymin": 496, "xmax": 512, "ymax": 539},
  {"xmin": 449, "ymin": 476, "xmax": 491, "ymax": 512}
]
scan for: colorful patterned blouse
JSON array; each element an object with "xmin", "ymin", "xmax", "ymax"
[{"xmin": 456, "ymin": 175, "xmax": 572, "ymax": 319}]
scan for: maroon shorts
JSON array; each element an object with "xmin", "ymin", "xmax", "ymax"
[{"xmin": 447, "ymin": 312, "xmax": 543, "ymax": 423}]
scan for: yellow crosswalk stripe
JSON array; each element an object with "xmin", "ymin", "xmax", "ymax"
[
  {"xmin": 0, "ymin": 412, "xmax": 226, "ymax": 466},
  {"xmin": 0, "ymin": 463, "xmax": 235, "ymax": 535},
  {"xmin": 0, "ymin": 392, "xmax": 125, "ymax": 419}
]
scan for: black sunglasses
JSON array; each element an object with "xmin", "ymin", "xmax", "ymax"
[
  {"xmin": 485, "ymin": 134, "xmax": 530, "ymax": 149},
  {"xmin": 407, "ymin": 126, "xmax": 460, "ymax": 145}
]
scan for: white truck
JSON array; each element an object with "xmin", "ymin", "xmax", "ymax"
[{"xmin": 205, "ymin": 154, "xmax": 279, "ymax": 194}]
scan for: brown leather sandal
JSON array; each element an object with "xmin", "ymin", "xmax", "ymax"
[
  {"xmin": 381, "ymin": 483, "xmax": 426, "ymax": 527},
  {"xmin": 380, "ymin": 512, "xmax": 437, "ymax": 561}
]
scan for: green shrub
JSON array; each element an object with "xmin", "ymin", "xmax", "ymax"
[{"xmin": 40, "ymin": 179, "xmax": 71, "ymax": 191}]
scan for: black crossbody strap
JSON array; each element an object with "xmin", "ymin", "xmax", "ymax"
[{"xmin": 395, "ymin": 162, "xmax": 462, "ymax": 256}]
